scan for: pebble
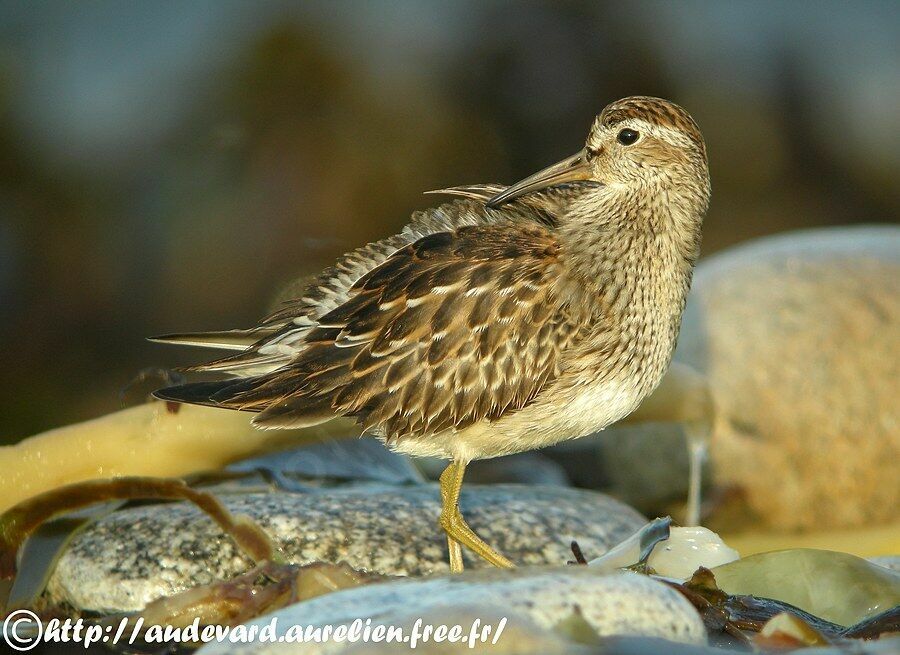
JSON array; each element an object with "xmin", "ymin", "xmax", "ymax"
[{"xmin": 711, "ymin": 548, "xmax": 900, "ymax": 626}]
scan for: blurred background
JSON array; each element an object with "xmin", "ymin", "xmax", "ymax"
[{"xmin": 1, "ymin": 0, "xmax": 897, "ymax": 441}]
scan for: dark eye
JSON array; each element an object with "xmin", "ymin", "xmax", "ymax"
[{"xmin": 617, "ymin": 128, "xmax": 639, "ymax": 145}]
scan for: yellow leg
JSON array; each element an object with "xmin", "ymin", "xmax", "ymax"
[
  {"xmin": 439, "ymin": 460, "xmax": 515, "ymax": 572},
  {"xmin": 447, "ymin": 533, "xmax": 464, "ymax": 573}
]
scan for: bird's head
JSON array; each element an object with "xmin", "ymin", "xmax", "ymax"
[{"xmin": 486, "ymin": 96, "xmax": 710, "ymax": 215}]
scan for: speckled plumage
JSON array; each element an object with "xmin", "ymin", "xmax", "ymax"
[{"xmin": 155, "ymin": 96, "xmax": 710, "ymax": 464}]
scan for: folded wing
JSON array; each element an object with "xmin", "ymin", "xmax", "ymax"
[{"xmin": 155, "ymin": 222, "xmax": 572, "ymax": 440}]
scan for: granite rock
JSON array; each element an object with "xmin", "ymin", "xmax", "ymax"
[
  {"xmin": 197, "ymin": 568, "xmax": 707, "ymax": 654},
  {"xmin": 45, "ymin": 484, "xmax": 645, "ymax": 613}
]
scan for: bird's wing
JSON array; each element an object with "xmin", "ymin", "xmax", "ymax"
[
  {"xmin": 163, "ymin": 195, "xmax": 562, "ymax": 377},
  {"xmin": 148, "ymin": 236, "xmax": 412, "ymax": 365},
  {"xmin": 156, "ymin": 222, "xmax": 577, "ymax": 439}
]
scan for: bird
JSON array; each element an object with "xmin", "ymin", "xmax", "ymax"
[{"xmin": 152, "ymin": 96, "xmax": 711, "ymax": 573}]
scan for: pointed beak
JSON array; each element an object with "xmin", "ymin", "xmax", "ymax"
[{"xmin": 485, "ymin": 150, "xmax": 595, "ymax": 208}]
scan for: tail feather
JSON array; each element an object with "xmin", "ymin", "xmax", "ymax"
[
  {"xmin": 252, "ymin": 396, "xmax": 337, "ymax": 429},
  {"xmin": 152, "ymin": 378, "xmax": 262, "ymax": 410},
  {"xmin": 186, "ymin": 353, "xmax": 287, "ymax": 376},
  {"xmin": 153, "ymin": 378, "xmax": 337, "ymax": 429},
  {"xmin": 148, "ymin": 329, "xmax": 272, "ymax": 351}
]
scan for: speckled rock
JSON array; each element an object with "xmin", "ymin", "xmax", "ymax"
[
  {"xmin": 45, "ymin": 484, "xmax": 645, "ymax": 613},
  {"xmin": 198, "ymin": 568, "xmax": 707, "ymax": 654},
  {"xmin": 565, "ymin": 226, "xmax": 899, "ymax": 529}
]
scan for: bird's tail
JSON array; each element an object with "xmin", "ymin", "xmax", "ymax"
[
  {"xmin": 152, "ymin": 378, "xmax": 260, "ymax": 409},
  {"xmin": 148, "ymin": 328, "xmax": 293, "ymax": 376},
  {"xmin": 153, "ymin": 378, "xmax": 336, "ymax": 430},
  {"xmin": 148, "ymin": 328, "xmax": 270, "ymax": 351}
]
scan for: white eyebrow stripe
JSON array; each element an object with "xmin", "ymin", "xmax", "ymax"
[{"xmin": 621, "ymin": 118, "xmax": 690, "ymax": 148}]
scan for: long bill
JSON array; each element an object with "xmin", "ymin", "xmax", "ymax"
[{"xmin": 485, "ymin": 150, "xmax": 594, "ymax": 208}]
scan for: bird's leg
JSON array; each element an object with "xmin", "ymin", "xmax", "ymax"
[
  {"xmin": 446, "ymin": 530, "xmax": 464, "ymax": 573},
  {"xmin": 438, "ymin": 460, "xmax": 515, "ymax": 572},
  {"xmin": 439, "ymin": 461, "xmax": 465, "ymax": 572}
]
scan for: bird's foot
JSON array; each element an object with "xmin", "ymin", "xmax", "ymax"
[
  {"xmin": 439, "ymin": 504, "xmax": 515, "ymax": 572},
  {"xmin": 439, "ymin": 460, "xmax": 515, "ymax": 573}
]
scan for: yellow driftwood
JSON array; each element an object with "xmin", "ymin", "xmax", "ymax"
[{"xmin": 0, "ymin": 403, "xmax": 357, "ymax": 512}]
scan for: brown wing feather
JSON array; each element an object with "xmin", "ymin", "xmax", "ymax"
[
  {"xmin": 179, "ymin": 189, "xmax": 596, "ymax": 378},
  {"xmin": 181, "ymin": 196, "xmax": 512, "ymax": 376},
  {"xmin": 225, "ymin": 222, "xmax": 567, "ymax": 440}
]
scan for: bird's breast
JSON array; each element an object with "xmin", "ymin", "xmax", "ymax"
[{"xmin": 394, "ymin": 372, "xmax": 645, "ymax": 462}]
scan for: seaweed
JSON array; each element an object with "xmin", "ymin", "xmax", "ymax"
[
  {"xmin": 0, "ymin": 477, "xmax": 283, "ymax": 611},
  {"xmin": 101, "ymin": 561, "xmax": 387, "ymax": 645},
  {"xmin": 666, "ymin": 566, "xmax": 850, "ymax": 647}
]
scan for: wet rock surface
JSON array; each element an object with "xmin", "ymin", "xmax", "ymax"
[
  {"xmin": 45, "ymin": 484, "xmax": 645, "ymax": 613},
  {"xmin": 711, "ymin": 548, "xmax": 900, "ymax": 626},
  {"xmin": 198, "ymin": 568, "xmax": 708, "ymax": 654}
]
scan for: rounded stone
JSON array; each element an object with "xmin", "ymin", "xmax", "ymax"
[
  {"xmin": 45, "ymin": 484, "xmax": 645, "ymax": 613},
  {"xmin": 680, "ymin": 226, "xmax": 899, "ymax": 530},
  {"xmin": 197, "ymin": 568, "xmax": 707, "ymax": 654}
]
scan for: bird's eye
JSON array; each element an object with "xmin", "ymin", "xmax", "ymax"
[{"xmin": 617, "ymin": 128, "xmax": 640, "ymax": 146}]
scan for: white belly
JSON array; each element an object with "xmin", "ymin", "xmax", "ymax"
[{"xmin": 386, "ymin": 375, "xmax": 645, "ymax": 462}]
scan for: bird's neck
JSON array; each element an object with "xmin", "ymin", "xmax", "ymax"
[{"xmin": 556, "ymin": 184, "xmax": 703, "ymax": 343}]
